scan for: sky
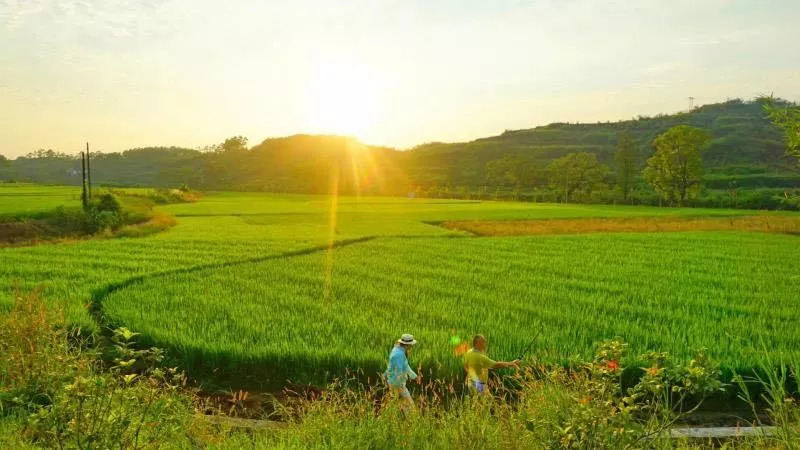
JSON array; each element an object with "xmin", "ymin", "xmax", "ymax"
[{"xmin": 1, "ymin": 0, "xmax": 799, "ymax": 157}]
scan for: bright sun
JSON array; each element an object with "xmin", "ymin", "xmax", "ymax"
[{"xmin": 306, "ymin": 59, "xmax": 379, "ymax": 138}]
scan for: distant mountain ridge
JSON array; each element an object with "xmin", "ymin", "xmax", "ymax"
[{"xmin": 1, "ymin": 98, "xmax": 797, "ymax": 197}]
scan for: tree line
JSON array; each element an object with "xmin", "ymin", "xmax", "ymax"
[
  {"xmin": 1, "ymin": 98, "xmax": 798, "ymax": 209},
  {"xmin": 479, "ymin": 125, "xmax": 712, "ymax": 207},
  {"xmin": 438, "ymin": 99, "xmax": 800, "ymax": 208}
]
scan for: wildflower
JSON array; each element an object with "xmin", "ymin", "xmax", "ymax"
[
  {"xmin": 646, "ymin": 366, "xmax": 660, "ymax": 376},
  {"xmin": 579, "ymin": 397, "xmax": 590, "ymax": 405},
  {"xmin": 606, "ymin": 360, "xmax": 619, "ymax": 371}
]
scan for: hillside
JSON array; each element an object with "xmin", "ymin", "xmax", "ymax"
[
  {"xmin": 1, "ymin": 98, "xmax": 797, "ymax": 198},
  {"xmin": 402, "ymin": 98, "xmax": 795, "ymax": 188}
]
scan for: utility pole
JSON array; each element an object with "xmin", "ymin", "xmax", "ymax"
[
  {"xmin": 86, "ymin": 142, "xmax": 92, "ymax": 201},
  {"xmin": 688, "ymin": 96, "xmax": 695, "ymax": 111},
  {"xmin": 81, "ymin": 151, "xmax": 88, "ymax": 209}
]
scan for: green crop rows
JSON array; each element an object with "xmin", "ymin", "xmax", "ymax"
[
  {"xmin": 100, "ymin": 232, "xmax": 800, "ymax": 386},
  {"xmin": 0, "ymin": 184, "xmax": 81, "ymax": 218},
  {"xmin": 2, "ymin": 184, "xmax": 799, "ymax": 387}
]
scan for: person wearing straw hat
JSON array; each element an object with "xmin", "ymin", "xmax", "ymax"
[{"xmin": 384, "ymin": 333, "xmax": 418, "ymax": 413}]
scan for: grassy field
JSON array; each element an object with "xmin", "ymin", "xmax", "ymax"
[
  {"xmin": 0, "ymin": 184, "xmax": 81, "ymax": 218},
  {"xmin": 0, "ymin": 184, "xmax": 158, "ymax": 219},
  {"xmin": 1, "ymin": 185, "xmax": 799, "ymax": 388},
  {"xmin": 101, "ymin": 232, "xmax": 800, "ymax": 386}
]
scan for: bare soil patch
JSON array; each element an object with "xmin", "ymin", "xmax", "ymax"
[
  {"xmin": 0, "ymin": 220, "xmax": 54, "ymax": 244},
  {"xmin": 440, "ymin": 215, "xmax": 800, "ymax": 236}
]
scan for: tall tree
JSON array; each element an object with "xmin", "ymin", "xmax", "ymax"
[
  {"xmin": 485, "ymin": 155, "xmax": 538, "ymax": 196},
  {"xmin": 205, "ymin": 136, "xmax": 250, "ymax": 187},
  {"xmin": 614, "ymin": 132, "xmax": 636, "ymax": 203},
  {"xmin": 0, "ymin": 154, "xmax": 9, "ymax": 179},
  {"xmin": 762, "ymin": 98, "xmax": 800, "ymax": 162},
  {"xmin": 214, "ymin": 136, "xmax": 249, "ymax": 153},
  {"xmin": 547, "ymin": 152, "xmax": 607, "ymax": 203},
  {"xmin": 642, "ymin": 125, "xmax": 711, "ymax": 206}
]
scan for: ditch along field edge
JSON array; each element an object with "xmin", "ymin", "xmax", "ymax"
[
  {"xmin": 89, "ymin": 235, "xmax": 377, "ymax": 320},
  {"xmin": 438, "ymin": 214, "xmax": 800, "ymax": 236},
  {"xmin": 86, "ymin": 236, "xmax": 378, "ymax": 382}
]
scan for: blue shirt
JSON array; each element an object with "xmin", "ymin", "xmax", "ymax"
[{"xmin": 384, "ymin": 344, "xmax": 417, "ymax": 387}]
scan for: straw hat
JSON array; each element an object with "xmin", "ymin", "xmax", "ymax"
[{"xmin": 397, "ymin": 333, "xmax": 417, "ymax": 345}]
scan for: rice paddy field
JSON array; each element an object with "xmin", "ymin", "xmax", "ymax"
[
  {"xmin": 1, "ymin": 183, "xmax": 799, "ymax": 388},
  {"xmin": 0, "ymin": 184, "xmax": 157, "ymax": 219},
  {"xmin": 0, "ymin": 184, "xmax": 81, "ymax": 218}
]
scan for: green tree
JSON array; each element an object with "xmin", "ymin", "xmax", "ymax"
[
  {"xmin": 0, "ymin": 154, "xmax": 9, "ymax": 180},
  {"xmin": 25, "ymin": 149, "xmax": 72, "ymax": 159},
  {"xmin": 642, "ymin": 125, "xmax": 711, "ymax": 206},
  {"xmin": 614, "ymin": 132, "xmax": 636, "ymax": 203},
  {"xmin": 205, "ymin": 136, "xmax": 250, "ymax": 187},
  {"xmin": 762, "ymin": 99, "xmax": 800, "ymax": 162},
  {"xmin": 547, "ymin": 152, "xmax": 607, "ymax": 203},
  {"xmin": 485, "ymin": 155, "xmax": 538, "ymax": 196},
  {"xmin": 213, "ymin": 136, "xmax": 249, "ymax": 153}
]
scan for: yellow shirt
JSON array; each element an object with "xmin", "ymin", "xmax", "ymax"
[{"xmin": 463, "ymin": 348, "xmax": 496, "ymax": 383}]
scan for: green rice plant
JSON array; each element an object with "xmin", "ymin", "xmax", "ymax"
[
  {"xmin": 0, "ymin": 184, "xmax": 81, "ymax": 218},
  {"xmin": 100, "ymin": 231, "xmax": 800, "ymax": 388},
  {"xmin": 2, "ymin": 189, "xmax": 799, "ymax": 389}
]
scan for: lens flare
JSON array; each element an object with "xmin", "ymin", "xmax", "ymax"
[
  {"xmin": 322, "ymin": 166, "xmax": 339, "ymax": 302},
  {"xmin": 450, "ymin": 329, "xmax": 468, "ymax": 355}
]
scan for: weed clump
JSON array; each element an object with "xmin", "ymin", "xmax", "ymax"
[{"xmin": 0, "ymin": 292, "xmax": 192, "ymax": 448}]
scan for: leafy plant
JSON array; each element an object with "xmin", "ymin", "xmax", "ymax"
[
  {"xmin": 24, "ymin": 326, "xmax": 189, "ymax": 449},
  {"xmin": 643, "ymin": 125, "xmax": 712, "ymax": 206}
]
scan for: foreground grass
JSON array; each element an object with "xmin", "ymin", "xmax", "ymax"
[{"xmin": 3, "ymin": 293, "xmax": 799, "ymax": 449}]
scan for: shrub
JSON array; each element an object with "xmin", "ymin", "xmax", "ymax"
[
  {"xmin": 48, "ymin": 206, "xmax": 92, "ymax": 234},
  {"xmin": 25, "ymin": 329, "xmax": 191, "ymax": 449},
  {"xmin": 114, "ymin": 187, "xmax": 200, "ymax": 205},
  {"xmin": 94, "ymin": 193, "xmax": 122, "ymax": 213},
  {"xmin": 45, "ymin": 204, "xmax": 122, "ymax": 235}
]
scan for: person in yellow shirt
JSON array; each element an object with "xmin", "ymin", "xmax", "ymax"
[{"xmin": 463, "ymin": 334, "xmax": 519, "ymax": 394}]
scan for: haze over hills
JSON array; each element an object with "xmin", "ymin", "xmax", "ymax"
[{"xmin": 1, "ymin": 98, "xmax": 797, "ymax": 199}]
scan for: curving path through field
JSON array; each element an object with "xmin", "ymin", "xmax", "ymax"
[{"xmin": 98, "ymin": 228, "xmax": 800, "ymax": 390}]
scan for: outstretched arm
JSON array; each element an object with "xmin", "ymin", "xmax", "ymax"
[{"xmin": 491, "ymin": 359, "xmax": 520, "ymax": 370}]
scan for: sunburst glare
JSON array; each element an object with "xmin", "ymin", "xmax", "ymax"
[{"xmin": 306, "ymin": 58, "xmax": 380, "ymax": 139}]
